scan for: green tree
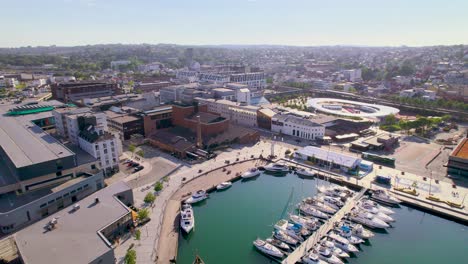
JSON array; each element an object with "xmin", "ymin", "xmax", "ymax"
[
  {"xmin": 125, "ymin": 249, "xmax": 137, "ymax": 264},
  {"xmin": 128, "ymin": 144, "xmax": 136, "ymax": 158},
  {"xmin": 137, "ymin": 209, "xmax": 150, "ymax": 221},
  {"xmin": 136, "ymin": 149, "xmax": 144, "ymax": 158},
  {"xmin": 135, "ymin": 229, "xmax": 141, "ymax": 241},
  {"xmin": 144, "ymin": 192, "xmax": 155, "ymax": 205},
  {"xmin": 383, "ymin": 114, "xmax": 398, "ymax": 125},
  {"xmin": 154, "ymin": 182, "xmax": 163, "ymax": 192}
]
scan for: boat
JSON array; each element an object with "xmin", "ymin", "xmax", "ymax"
[
  {"xmin": 314, "ymin": 245, "xmax": 344, "ymax": 264},
  {"xmin": 242, "ymin": 168, "xmax": 261, "ymax": 178},
  {"xmin": 253, "ymin": 239, "xmax": 284, "ymax": 258},
  {"xmin": 348, "ymin": 209, "xmax": 389, "ymax": 229},
  {"xmin": 334, "ymin": 221, "xmax": 374, "ymax": 239},
  {"xmin": 185, "ymin": 190, "xmax": 208, "ymax": 204},
  {"xmin": 356, "ymin": 202, "xmax": 394, "ymax": 222},
  {"xmin": 266, "ymin": 238, "xmax": 290, "ymax": 251},
  {"xmin": 299, "ymin": 203, "xmax": 330, "ymax": 219},
  {"xmin": 216, "ymin": 181, "xmax": 232, "ymax": 190},
  {"xmin": 332, "ymin": 228, "xmax": 364, "ymax": 245},
  {"xmin": 302, "ymin": 251, "xmax": 328, "ymax": 264},
  {"xmin": 273, "ymin": 230, "xmax": 298, "ymax": 245},
  {"xmin": 316, "ymin": 195, "xmax": 345, "ymax": 210},
  {"xmin": 274, "ymin": 219, "xmax": 306, "ymax": 240},
  {"xmin": 193, "ymin": 255, "xmax": 205, "ymax": 264},
  {"xmin": 302, "ymin": 198, "xmax": 337, "ymax": 214},
  {"xmin": 180, "ymin": 204, "xmax": 195, "ymax": 233},
  {"xmin": 371, "ymin": 189, "xmax": 401, "ymax": 206},
  {"xmin": 327, "ymin": 233, "xmax": 359, "ymax": 253},
  {"xmin": 264, "ymin": 163, "xmax": 289, "ymax": 173},
  {"xmin": 360, "ymin": 198, "xmax": 395, "ymax": 214},
  {"xmin": 296, "ymin": 168, "xmax": 316, "ymax": 178},
  {"xmin": 320, "ymin": 239, "xmax": 350, "ymax": 258},
  {"xmin": 318, "ymin": 186, "xmax": 354, "ymax": 199},
  {"xmin": 289, "ymin": 214, "xmax": 320, "ymax": 231}
]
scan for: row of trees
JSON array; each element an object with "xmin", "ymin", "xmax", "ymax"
[
  {"xmin": 380, "ymin": 114, "xmax": 451, "ymax": 135},
  {"xmin": 385, "ymin": 95, "xmax": 468, "ymax": 112}
]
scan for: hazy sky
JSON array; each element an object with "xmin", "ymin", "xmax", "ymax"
[{"xmin": 2, "ymin": 0, "xmax": 468, "ymax": 47}]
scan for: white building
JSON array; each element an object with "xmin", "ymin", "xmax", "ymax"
[
  {"xmin": 229, "ymin": 72, "xmax": 266, "ymax": 90},
  {"xmin": 196, "ymin": 97, "xmax": 259, "ymax": 127},
  {"xmin": 236, "ymin": 88, "xmax": 251, "ymax": 105},
  {"xmin": 343, "ymin": 69, "xmax": 362, "ymax": 82},
  {"xmin": 52, "ymin": 108, "xmax": 107, "ymax": 144},
  {"xmin": 138, "ymin": 62, "xmax": 163, "ymax": 73},
  {"xmin": 271, "ymin": 114, "xmax": 325, "ymax": 140}
]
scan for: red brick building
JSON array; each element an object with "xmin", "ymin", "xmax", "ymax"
[
  {"xmin": 171, "ymin": 104, "xmax": 229, "ymax": 136},
  {"xmin": 51, "ymin": 82, "xmax": 120, "ymax": 103}
]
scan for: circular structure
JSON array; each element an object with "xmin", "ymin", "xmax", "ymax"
[{"xmin": 307, "ymin": 98, "xmax": 399, "ymax": 118}]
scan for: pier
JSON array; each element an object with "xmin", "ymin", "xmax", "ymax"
[{"xmin": 281, "ymin": 188, "xmax": 367, "ymax": 264}]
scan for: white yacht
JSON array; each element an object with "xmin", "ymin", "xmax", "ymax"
[
  {"xmin": 253, "ymin": 239, "xmax": 284, "ymax": 258},
  {"xmin": 185, "ymin": 190, "xmax": 208, "ymax": 204},
  {"xmin": 273, "ymin": 230, "xmax": 299, "ymax": 245},
  {"xmin": 296, "ymin": 168, "xmax": 316, "ymax": 178},
  {"xmin": 216, "ymin": 181, "xmax": 232, "ymax": 190},
  {"xmin": 332, "ymin": 228, "xmax": 364, "ymax": 245},
  {"xmin": 361, "ymin": 198, "xmax": 395, "ymax": 214},
  {"xmin": 327, "ymin": 233, "xmax": 359, "ymax": 253},
  {"xmin": 357, "ymin": 202, "xmax": 395, "ymax": 223},
  {"xmin": 320, "ymin": 239, "xmax": 350, "ymax": 258},
  {"xmin": 299, "ymin": 204, "xmax": 330, "ymax": 219},
  {"xmin": 180, "ymin": 204, "xmax": 194, "ymax": 233},
  {"xmin": 334, "ymin": 222, "xmax": 374, "ymax": 239},
  {"xmin": 266, "ymin": 238, "xmax": 290, "ymax": 251},
  {"xmin": 274, "ymin": 219, "xmax": 306, "ymax": 240},
  {"xmin": 348, "ymin": 209, "xmax": 389, "ymax": 229},
  {"xmin": 316, "ymin": 195, "xmax": 345, "ymax": 211},
  {"xmin": 371, "ymin": 189, "xmax": 401, "ymax": 206},
  {"xmin": 289, "ymin": 214, "xmax": 320, "ymax": 231},
  {"xmin": 318, "ymin": 186, "xmax": 354, "ymax": 199},
  {"xmin": 264, "ymin": 163, "xmax": 289, "ymax": 173},
  {"xmin": 315, "ymin": 245, "xmax": 344, "ymax": 264},
  {"xmin": 302, "ymin": 252, "xmax": 328, "ymax": 264},
  {"xmin": 302, "ymin": 198, "xmax": 337, "ymax": 214},
  {"xmin": 241, "ymin": 168, "xmax": 261, "ymax": 178}
]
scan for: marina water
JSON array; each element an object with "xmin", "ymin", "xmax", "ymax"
[{"xmin": 177, "ymin": 173, "xmax": 468, "ymax": 264}]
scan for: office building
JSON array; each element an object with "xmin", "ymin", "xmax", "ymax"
[
  {"xmin": 271, "ymin": 114, "xmax": 325, "ymax": 140},
  {"xmin": 51, "ymin": 82, "xmax": 120, "ymax": 103}
]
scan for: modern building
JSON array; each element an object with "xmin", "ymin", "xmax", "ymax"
[
  {"xmin": 51, "ymin": 82, "xmax": 120, "ymax": 103},
  {"xmin": 343, "ymin": 69, "xmax": 362, "ymax": 82},
  {"xmin": 213, "ymin": 88, "xmax": 236, "ymax": 100},
  {"xmin": 271, "ymin": 114, "xmax": 325, "ymax": 140},
  {"xmin": 229, "ymin": 72, "xmax": 266, "ymax": 90},
  {"xmin": 134, "ymin": 81, "xmax": 171, "ymax": 93},
  {"xmin": 196, "ymin": 97, "xmax": 259, "ymax": 127},
  {"xmin": 160, "ymin": 83, "xmax": 199, "ymax": 104},
  {"xmin": 142, "ymin": 106, "xmax": 173, "ymax": 137},
  {"xmin": 13, "ymin": 181, "xmax": 134, "ymax": 264},
  {"xmin": 294, "ymin": 146, "xmax": 361, "ymax": 174},
  {"xmin": 105, "ymin": 109, "xmax": 144, "ymax": 140},
  {"xmin": 171, "ymin": 104, "xmax": 229, "ymax": 136},
  {"xmin": 447, "ymin": 137, "xmax": 468, "ymax": 177},
  {"xmin": 78, "ymin": 93, "xmax": 159, "ymax": 112}
]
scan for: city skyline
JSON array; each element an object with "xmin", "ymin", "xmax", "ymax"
[{"xmin": 2, "ymin": 0, "xmax": 468, "ymax": 48}]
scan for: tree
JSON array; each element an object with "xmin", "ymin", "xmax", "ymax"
[
  {"xmin": 124, "ymin": 249, "xmax": 137, "ymax": 264},
  {"xmin": 154, "ymin": 182, "xmax": 163, "ymax": 192},
  {"xmin": 383, "ymin": 114, "xmax": 397, "ymax": 125},
  {"xmin": 128, "ymin": 144, "xmax": 136, "ymax": 158},
  {"xmin": 136, "ymin": 149, "xmax": 144, "ymax": 158},
  {"xmin": 144, "ymin": 192, "xmax": 155, "ymax": 205},
  {"xmin": 135, "ymin": 229, "xmax": 141, "ymax": 241},
  {"xmin": 137, "ymin": 209, "xmax": 150, "ymax": 221}
]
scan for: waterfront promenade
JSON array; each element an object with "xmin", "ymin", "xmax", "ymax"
[{"xmin": 282, "ymin": 188, "xmax": 367, "ymax": 264}]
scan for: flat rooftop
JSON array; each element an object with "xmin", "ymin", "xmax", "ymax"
[
  {"xmin": 296, "ymin": 146, "xmax": 360, "ymax": 168},
  {"xmin": 451, "ymin": 138, "xmax": 468, "ymax": 159},
  {"xmin": 0, "ymin": 100, "xmax": 75, "ymax": 168},
  {"xmin": 15, "ymin": 181, "xmax": 132, "ymax": 264}
]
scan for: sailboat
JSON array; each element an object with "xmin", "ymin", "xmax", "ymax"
[{"xmin": 193, "ymin": 255, "xmax": 205, "ymax": 264}]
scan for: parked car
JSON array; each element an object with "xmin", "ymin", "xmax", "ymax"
[
  {"xmin": 131, "ymin": 163, "xmax": 140, "ymax": 167},
  {"xmin": 133, "ymin": 165, "xmax": 144, "ymax": 172}
]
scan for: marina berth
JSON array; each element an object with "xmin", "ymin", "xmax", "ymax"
[
  {"xmin": 371, "ymin": 189, "xmax": 401, "ymax": 206},
  {"xmin": 331, "ymin": 228, "xmax": 364, "ymax": 245},
  {"xmin": 360, "ymin": 198, "xmax": 395, "ymax": 215},
  {"xmin": 302, "ymin": 197, "xmax": 338, "ymax": 214},
  {"xmin": 316, "ymin": 195, "xmax": 345, "ymax": 210},
  {"xmin": 253, "ymin": 239, "xmax": 284, "ymax": 258},
  {"xmin": 348, "ymin": 209, "xmax": 390, "ymax": 229},
  {"xmin": 299, "ymin": 203, "xmax": 330, "ymax": 219},
  {"xmin": 274, "ymin": 219, "xmax": 305, "ymax": 241},
  {"xmin": 185, "ymin": 190, "xmax": 209, "ymax": 204},
  {"xmin": 334, "ymin": 221, "xmax": 374, "ymax": 239},
  {"xmin": 327, "ymin": 233, "xmax": 359, "ymax": 253},
  {"xmin": 320, "ymin": 239, "xmax": 350, "ymax": 258},
  {"xmin": 241, "ymin": 168, "xmax": 261, "ymax": 178},
  {"xmin": 274, "ymin": 230, "xmax": 299, "ymax": 245},
  {"xmin": 296, "ymin": 168, "xmax": 316, "ymax": 178},
  {"xmin": 180, "ymin": 204, "xmax": 195, "ymax": 233},
  {"xmin": 302, "ymin": 252, "xmax": 328, "ymax": 264},
  {"xmin": 289, "ymin": 214, "xmax": 320, "ymax": 231},
  {"xmin": 266, "ymin": 238, "xmax": 291, "ymax": 251},
  {"xmin": 264, "ymin": 163, "xmax": 290, "ymax": 173},
  {"xmin": 314, "ymin": 245, "xmax": 344, "ymax": 264},
  {"xmin": 216, "ymin": 181, "xmax": 232, "ymax": 190}
]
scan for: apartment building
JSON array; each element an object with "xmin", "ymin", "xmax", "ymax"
[{"xmin": 271, "ymin": 114, "xmax": 325, "ymax": 140}]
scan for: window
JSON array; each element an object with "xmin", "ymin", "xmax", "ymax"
[
  {"xmin": 95, "ymin": 145, "xmax": 99, "ymax": 150},
  {"xmin": 77, "ymin": 187, "xmax": 83, "ymax": 191},
  {"xmin": 56, "ymin": 171, "xmax": 62, "ymax": 177},
  {"xmin": 40, "ymin": 203, "xmax": 47, "ymax": 208}
]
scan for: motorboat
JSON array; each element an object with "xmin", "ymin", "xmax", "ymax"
[
  {"xmin": 274, "ymin": 219, "xmax": 306, "ymax": 240},
  {"xmin": 318, "ymin": 186, "xmax": 354, "ymax": 199},
  {"xmin": 289, "ymin": 214, "xmax": 320, "ymax": 231},
  {"xmin": 314, "ymin": 245, "xmax": 344, "ymax": 264},
  {"xmin": 241, "ymin": 168, "xmax": 261, "ymax": 178},
  {"xmin": 264, "ymin": 163, "xmax": 289, "ymax": 173},
  {"xmin": 180, "ymin": 204, "xmax": 194, "ymax": 233},
  {"xmin": 266, "ymin": 238, "xmax": 290, "ymax": 251},
  {"xmin": 316, "ymin": 195, "xmax": 345, "ymax": 211},
  {"xmin": 371, "ymin": 189, "xmax": 401, "ymax": 206},
  {"xmin": 348, "ymin": 209, "xmax": 389, "ymax": 229},
  {"xmin": 296, "ymin": 168, "xmax": 316, "ymax": 178},
  {"xmin": 334, "ymin": 221, "xmax": 374, "ymax": 239},
  {"xmin": 216, "ymin": 181, "xmax": 232, "ymax": 190},
  {"xmin": 302, "ymin": 251, "xmax": 328, "ymax": 264},
  {"xmin": 185, "ymin": 190, "xmax": 208, "ymax": 204},
  {"xmin": 253, "ymin": 239, "xmax": 284, "ymax": 258},
  {"xmin": 192, "ymin": 255, "xmax": 205, "ymax": 264},
  {"xmin": 299, "ymin": 203, "xmax": 330, "ymax": 219},
  {"xmin": 327, "ymin": 233, "xmax": 359, "ymax": 253},
  {"xmin": 320, "ymin": 239, "xmax": 350, "ymax": 258},
  {"xmin": 357, "ymin": 201, "xmax": 394, "ymax": 222},
  {"xmin": 332, "ymin": 228, "xmax": 364, "ymax": 245},
  {"xmin": 302, "ymin": 198, "xmax": 337, "ymax": 214},
  {"xmin": 273, "ymin": 230, "xmax": 298, "ymax": 245},
  {"xmin": 361, "ymin": 198, "xmax": 395, "ymax": 214}
]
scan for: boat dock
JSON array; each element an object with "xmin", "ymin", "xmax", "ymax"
[{"xmin": 281, "ymin": 188, "xmax": 367, "ymax": 264}]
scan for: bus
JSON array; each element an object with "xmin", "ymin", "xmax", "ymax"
[{"xmin": 361, "ymin": 152, "xmax": 396, "ymax": 167}]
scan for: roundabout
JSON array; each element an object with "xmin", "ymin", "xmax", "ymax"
[{"xmin": 307, "ymin": 98, "xmax": 400, "ymax": 118}]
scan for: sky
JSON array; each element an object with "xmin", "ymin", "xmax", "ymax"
[{"xmin": 1, "ymin": 0, "xmax": 468, "ymax": 47}]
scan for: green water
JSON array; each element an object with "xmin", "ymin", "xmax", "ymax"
[{"xmin": 177, "ymin": 173, "xmax": 468, "ymax": 264}]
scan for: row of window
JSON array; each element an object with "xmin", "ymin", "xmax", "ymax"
[{"xmin": 39, "ymin": 184, "xmax": 89, "ymax": 208}]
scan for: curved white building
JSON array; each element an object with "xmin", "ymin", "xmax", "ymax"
[{"xmin": 307, "ymin": 98, "xmax": 399, "ymax": 118}]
